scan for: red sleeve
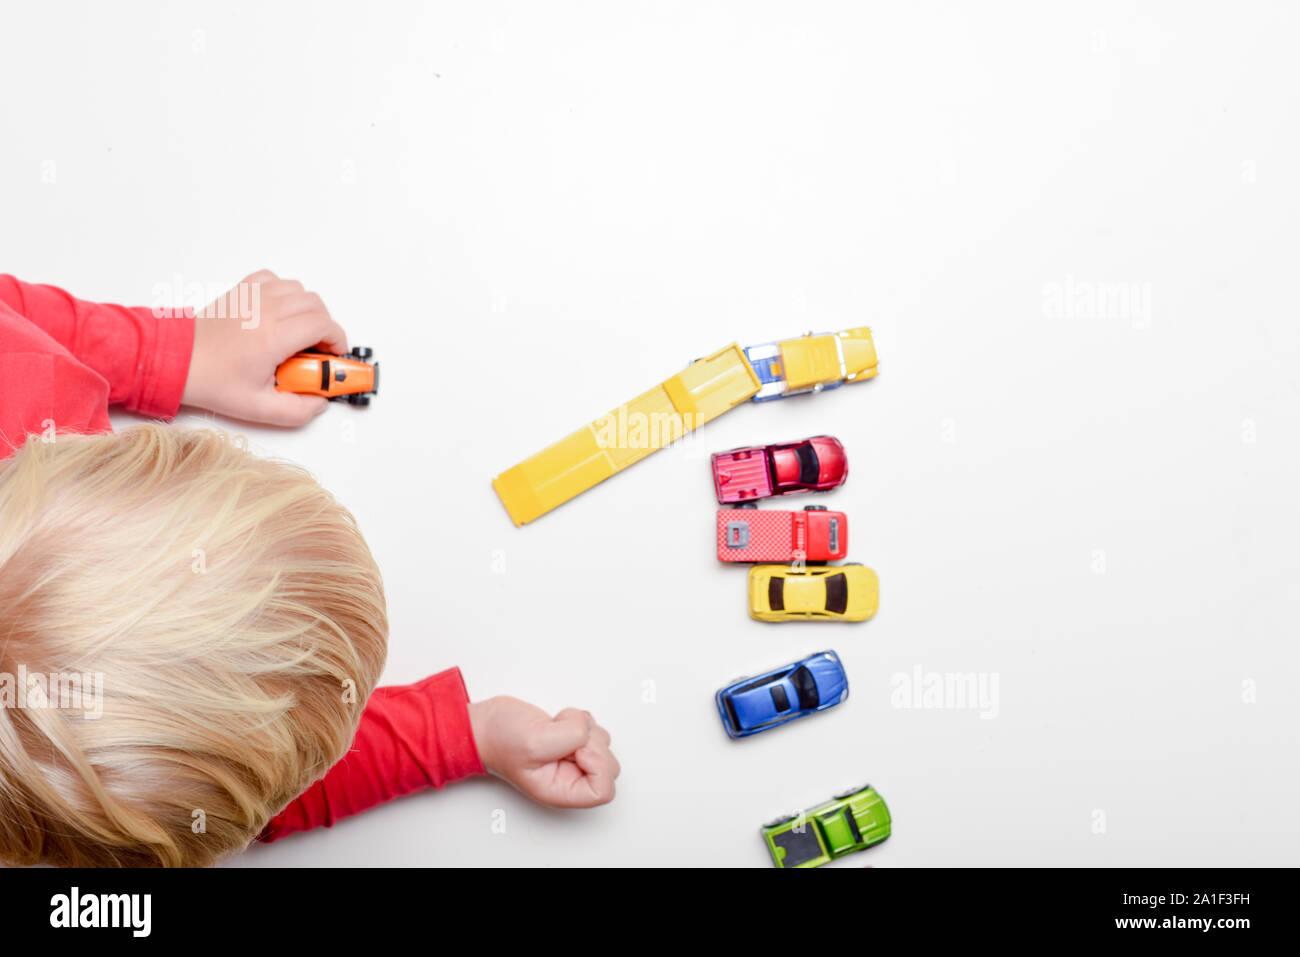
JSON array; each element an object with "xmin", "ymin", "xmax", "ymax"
[
  {"xmin": 0, "ymin": 301, "xmax": 114, "ymax": 457},
  {"xmin": 260, "ymin": 667, "xmax": 486, "ymax": 842},
  {"xmin": 0, "ymin": 275, "xmax": 194, "ymax": 420}
]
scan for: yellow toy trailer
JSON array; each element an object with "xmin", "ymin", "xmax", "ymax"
[
  {"xmin": 493, "ymin": 344, "xmax": 760, "ymax": 526},
  {"xmin": 492, "ymin": 328, "xmax": 878, "ymax": 526}
]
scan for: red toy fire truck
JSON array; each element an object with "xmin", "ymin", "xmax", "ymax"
[{"xmin": 716, "ymin": 505, "xmax": 849, "ymax": 563}]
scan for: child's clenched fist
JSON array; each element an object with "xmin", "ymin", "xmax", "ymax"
[{"xmin": 468, "ymin": 697, "xmax": 620, "ymax": 808}]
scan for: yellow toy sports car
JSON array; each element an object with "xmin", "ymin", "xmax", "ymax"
[{"xmin": 748, "ymin": 563, "xmax": 879, "ymax": 622}]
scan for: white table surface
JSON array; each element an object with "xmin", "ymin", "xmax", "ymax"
[{"xmin": 3, "ymin": 1, "xmax": 1295, "ymax": 866}]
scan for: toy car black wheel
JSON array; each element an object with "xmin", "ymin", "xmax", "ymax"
[
  {"xmin": 832, "ymin": 784, "xmax": 870, "ymax": 800},
  {"xmin": 804, "ymin": 505, "xmax": 828, "ymax": 511},
  {"xmin": 350, "ymin": 346, "xmax": 374, "ymax": 359},
  {"xmin": 348, "ymin": 394, "xmax": 371, "ymax": 407},
  {"xmin": 737, "ymin": 502, "xmax": 759, "ymax": 510},
  {"xmin": 763, "ymin": 814, "xmax": 798, "ymax": 829}
]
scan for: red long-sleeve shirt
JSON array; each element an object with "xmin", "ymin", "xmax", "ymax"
[{"xmin": 0, "ymin": 275, "xmax": 484, "ymax": 841}]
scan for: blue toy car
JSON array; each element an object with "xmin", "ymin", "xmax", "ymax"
[{"xmin": 715, "ymin": 650, "xmax": 849, "ymax": 738}]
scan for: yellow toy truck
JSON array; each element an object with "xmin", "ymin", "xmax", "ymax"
[{"xmin": 492, "ymin": 328, "xmax": 878, "ymax": 526}]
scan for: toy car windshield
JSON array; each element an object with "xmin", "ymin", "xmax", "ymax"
[
  {"xmin": 795, "ymin": 444, "xmax": 819, "ymax": 485},
  {"xmin": 824, "ymin": 573, "xmax": 849, "ymax": 615},
  {"xmin": 791, "ymin": 666, "xmax": 819, "ymax": 709}
]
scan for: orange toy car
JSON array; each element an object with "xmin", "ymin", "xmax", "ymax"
[{"xmin": 275, "ymin": 347, "xmax": 378, "ymax": 406}]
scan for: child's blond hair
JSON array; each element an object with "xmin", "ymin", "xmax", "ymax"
[{"xmin": 0, "ymin": 425, "xmax": 387, "ymax": 866}]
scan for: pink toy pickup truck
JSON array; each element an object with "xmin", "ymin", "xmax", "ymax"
[{"xmin": 710, "ymin": 436, "xmax": 847, "ymax": 504}]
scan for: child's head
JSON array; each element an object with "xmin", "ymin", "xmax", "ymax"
[{"xmin": 0, "ymin": 425, "xmax": 387, "ymax": 866}]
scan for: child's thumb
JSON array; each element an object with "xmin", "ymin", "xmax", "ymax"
[
  {"xmin": 258, "ymin": 391, "xmax": 329, "ymax": 427},
  {"xmin": 531, "ymin": 711, "xmax": 592, "ymax": 762}
]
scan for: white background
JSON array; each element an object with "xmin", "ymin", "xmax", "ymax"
[{"xmin": 2, "ymin": 1, "xmax": 1296, "ymax": 867}]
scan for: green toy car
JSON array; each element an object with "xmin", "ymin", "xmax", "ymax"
[{"xmin": 761, "ymin": 784, "xmax": 891, "ymax": 868}]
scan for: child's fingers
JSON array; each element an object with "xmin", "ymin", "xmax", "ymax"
[
  {"xmin": 551, "ymin": 707, "xmax": 612, "ymax": 759},
  {"xmin": 261, "ymin": 278, "xmax": 305, "ymax": 298},
  {"xmin": 571, "ymin": 742, "xmax": 619, "ymax": 806},
  {"xmin": 277, "ymin": 311, "xmax": 349, "ymax": 359},
  {"xmin": 271, "ymin": 291, "xmax": 327, "ymax": 318},
  {"xmin": 583, "ymin": 735, "xmax": 620, "ymax": 779}
]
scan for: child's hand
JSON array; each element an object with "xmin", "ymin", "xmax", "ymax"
[
  {"xmin": 468, "ymin": 697, "xmax": 620, "ymax": 808},
  {"xmin": 181, "ymin": 269, "xmax": 348, "ymax": 426}
]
